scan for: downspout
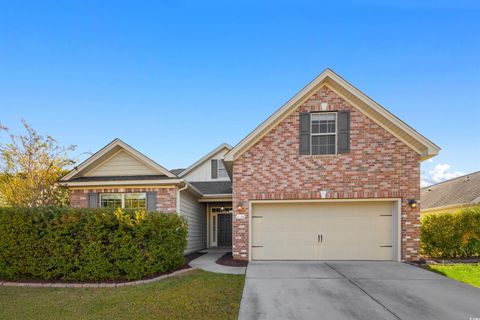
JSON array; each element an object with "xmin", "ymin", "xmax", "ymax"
[{"xmin": 176, "ymin": 181, "xmax": 188, "ymax": 214}]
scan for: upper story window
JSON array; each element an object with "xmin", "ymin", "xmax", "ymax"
[
  {"xmin": 100, "ymin": 193, "xmax": 146, "ymax": 209},
  {"xmin": 217, "ymin": 160, "xmax": 228, "ymax": 179},
  {"xmin": 211, "ymin": 159, "xmax": 229, "ymax": 179},
  {"xmin": 311, "ymin": 113, "xmax": 336, "ymax": 155}
]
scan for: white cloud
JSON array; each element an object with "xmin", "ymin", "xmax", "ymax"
[{"xmin": 421, "ymin": 163, "xmax": 464, "ymax": 187}]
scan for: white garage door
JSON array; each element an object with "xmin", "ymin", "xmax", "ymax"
[{"xmin": 251, "ymin": 201, "xmax": 396, "ymax": 261}]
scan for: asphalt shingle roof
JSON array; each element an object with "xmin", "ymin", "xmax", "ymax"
[
  {"xmin": 420, "ymin": 171, "xmax": 480, "ymax": 210},
  {"xmin": 170, "ymin": 169, "xmax": 185, "ymax": 176},
  {"xmin": 190, "ymin": 181, "xmax": 232, "ymax": 195}
]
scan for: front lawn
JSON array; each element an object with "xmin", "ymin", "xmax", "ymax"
[
  {"xmin": 428, "ymin": 263, "xmax": 480, "ymax": 288},
  {"xmin": 0, "ymin": 270, "xmax": 244, "ymax": 320}
]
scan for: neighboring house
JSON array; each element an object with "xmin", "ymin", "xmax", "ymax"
[
  {"xmin": 421, "ymin": 171, "xmax": 480, "ymax": 214},
  {"xmin": 59, "ymin": 68, "xmax": 440, "ymax": 262}
]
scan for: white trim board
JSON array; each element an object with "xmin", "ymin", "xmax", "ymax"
[
  {"xmin": 198, "ymin": 196, "xmax": 233, "ymax": 203},
  {"xmin": 208, "ymin": 206, "xmax": 233, "ymax": 247},
  {"xmin": 59, "ymin": 179, "xmax": 183, "ymax": 187}
]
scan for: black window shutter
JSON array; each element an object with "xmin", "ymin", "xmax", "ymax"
[
  {"xmin": 337, "ymin": 111, "xmax": 350, "ymax": 154},
  {"xmin": 146, "ymin": 191, "xmax": 157, "ymax": 212},
  {"xmin": 211, "ymin": 159, "xmax": 218, "ymax": 179},
  {"xmin": 299, "ymin": 112, "xmax": 311, "ymax": 155},
  {"xmin": 88, "ymin": 193, "xmax": 98, "ymax": 208}
]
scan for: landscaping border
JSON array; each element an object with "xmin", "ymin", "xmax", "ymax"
[
  {"xmin": 216, "ymin": 252, "xmax": 248, "ymax": 267},
  {"xmin": 0, "ymin": 268, "xmax": 196, "ymax": 288}
]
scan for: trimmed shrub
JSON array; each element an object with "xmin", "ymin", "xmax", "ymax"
[
  {"xmin": 0, "ymin": 207, "xmax": 187, "ymax": 281},
  {"xmin": 421, "ymin": 205, "xmax": 480, "ymax": 258}
]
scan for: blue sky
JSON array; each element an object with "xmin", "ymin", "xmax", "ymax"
[{"xmin": 1, "ymin": 1, "xmax": 479, "ymax": 185}]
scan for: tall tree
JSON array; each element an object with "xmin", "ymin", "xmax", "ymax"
[{"xmin": 0, "ymin": 120, "xmax": 76, "ymax": 207}]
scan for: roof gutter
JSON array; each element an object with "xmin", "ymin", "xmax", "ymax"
[
  {"xmin": 175, "ymin": 180, "xmax": 206, "ymax": 213},
  {"xmin": 176, "ymin": 182, "xmax": 188, "ymax": 214}
]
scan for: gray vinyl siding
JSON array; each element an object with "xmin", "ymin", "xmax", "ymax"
[{"xmin": 179, "ymin": 190, "xmax": 206, "ymax": 253}]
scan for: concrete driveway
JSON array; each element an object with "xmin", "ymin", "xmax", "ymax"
[{"xmin": 238, "ymin": 261, "xmax": 480, "ymax": 320}]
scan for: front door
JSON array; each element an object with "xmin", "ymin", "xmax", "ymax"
[{"xmin": 217, "ymin": 213, "xmax": 232, "ymax": 247}]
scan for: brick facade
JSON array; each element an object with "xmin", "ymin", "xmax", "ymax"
[
  {"xmin": 70, "ymin": 186, "xmax": 177, "ymax": 213},
  {"xmin": 232, "ymin": 86, "xmax": 421, "ymax": 261}
]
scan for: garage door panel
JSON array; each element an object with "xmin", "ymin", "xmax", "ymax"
[
  {"xmin": 251, "ymin": 202, "xmax": 395, "ymax": 261},
  {"xmin": 255, "ymin": 245, "xmax": 318, "ymax": 260},
  {"xmin": 251, "ymin": 217, "xmax": 265, "ymax": 247}
]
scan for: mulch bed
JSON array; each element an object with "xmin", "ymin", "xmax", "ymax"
[
  {"xmin": 426, "ymin": 257, "xmax": 480, "ymax": 265},
  {"xmin": 408, "ymin": 257, "xmax": 480, "ymax": 267},
  {"xmin": 215, "ymin": 252, "xmax": 248, "ymax": 267},
  {"xmin": 1, "ymin": 252, "xmax": 207, "ymax": 285},
  {"xmin": 182, "ymin": 252, "xmax": 207, "ymax": 271}
]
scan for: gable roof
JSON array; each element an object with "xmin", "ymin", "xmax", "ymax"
[
  {"xmin": 421, "ymin": 171, "xmax": 480, "ymax": 210},
  {"xmin": 224, "ymin": 68, "xmax": 440, "ymax": 162},
  {"xmin": 178, "ymin": 143, "xmax": 232, "ymax": 178},
  {"xmin": 61, "ymin": 138, "xmax": 176, "ymax": 181}
]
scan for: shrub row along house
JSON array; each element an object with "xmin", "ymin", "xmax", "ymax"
[{"xmin": 59, "ymin": 69, "xmax": 440, "ymax": 261}]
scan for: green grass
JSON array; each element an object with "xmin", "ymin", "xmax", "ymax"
[
  {"xmin": 0, "ymin": 270, "xmax": 244, "ymax": 320},
  {"xmin": 428, "ymin": 263, "xmax": 480, "ymax": 288}
]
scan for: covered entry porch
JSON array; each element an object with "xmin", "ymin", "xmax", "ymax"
[
  {"xmin": 192, "ymin": 180, "xmax": 233, "ymax": 250},
  {"xmin": 202, "ymin": 201, "xmax": 233, "ymax": 249}
]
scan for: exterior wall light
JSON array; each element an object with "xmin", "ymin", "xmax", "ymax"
[
  {"xmin": 237, "ymin": 202, "xmax": 246, "ymax": 213},
  {"xmin": 408, "ymin": 199, "xmax": 419, "ymax": 208}
]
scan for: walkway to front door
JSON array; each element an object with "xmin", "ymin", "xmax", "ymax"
[{"xmin": 189, "ymin": 248, "xmax": 245, "ymax": 275}]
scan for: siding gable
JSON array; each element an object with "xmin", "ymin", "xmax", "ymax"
[
  {"xmin": 84, "ymin": 150, "xmax": 158, "ymax": 177},
  {"xmin": 61, "ymin": 139, "xmax": 176, "ymax": 182},
  {"xmin": 182, "ymin": 148, "xmax": 230, "ymax": 182}
]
